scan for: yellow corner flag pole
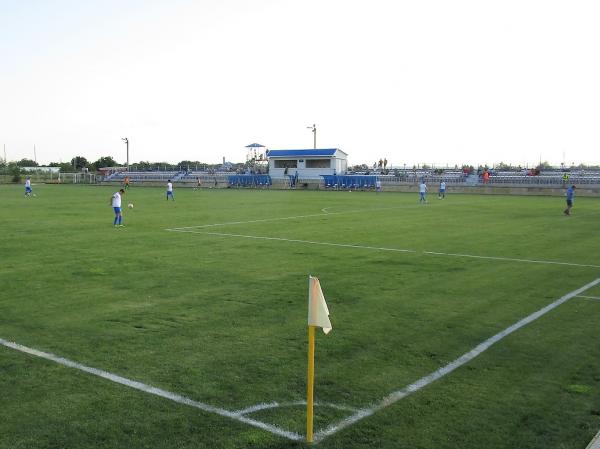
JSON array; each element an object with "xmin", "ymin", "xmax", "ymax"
[{"xmin": 307, "ymin": 325, "xmax": 316, "ymax": 443}]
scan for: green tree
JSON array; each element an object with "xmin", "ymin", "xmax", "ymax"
[
  {"xmin": 177, "ymin": 160, "xmax": 205, "ymax": 170},
  {"xmin": 536, "ymin": 161, "xmax": 553, "ymax": 170},
  {"xmin": 130, "ymin": 161, "xmax": 152, "ymax": 170},
  {"xmin": 49, "ymin": 161, "xmax": 76, "ymax": 172},
  {"xmin": 495, "ymin": 162, "xmax": 513, "ymax": 170},
  {"xmin": 8, "ymin": 163, "xmax": 22, "ymax": 182},
  {"xmin": 16, "ymin": 158, "xmax": 38, "ymax": 167},
  {"xmin": 91, "ymin": 156, "xmax": 118, "ymax": 171},
  {"xmin": 70, "ymin": 156, "xmax": 89, "ymax": 170}
]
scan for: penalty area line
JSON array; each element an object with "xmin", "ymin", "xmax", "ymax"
[
  {"xmin": 423, "ymin": 251, "xmax": 600, "ymax": 269},
  {"xmin": 166, "ymin": 211, "xmax": 345, "ymax": 231},
  {"xmin": 0, "ymin": 338, "xmax": 302, "ymax": 441},
  {"xmin": 577, "ymin": 295, "xmax": 600, "ymax": 301},
  {"xmin": 313, "ymin": 277, "xmax": 600, "ymax": 442},
  {"xmin": 165, "ymin": 203, "xmax": 456, "ymax": 232},
  {"xmin": 168, "ymin": 229, "xmax": 417, "ymax": 253}
]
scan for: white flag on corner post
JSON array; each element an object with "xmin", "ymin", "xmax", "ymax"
[{"xmin": 308, "ymin": 276, "xmax": 332, "ymax": 334}]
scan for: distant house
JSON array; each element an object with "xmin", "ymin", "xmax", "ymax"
[{"xmin": 267, "ymin": 149, "xmax": 348, "ymax": 178}]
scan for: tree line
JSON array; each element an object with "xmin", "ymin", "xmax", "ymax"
[{"xmin": 0, "ymin": 157, "xmax": 249, "ymax": 173}]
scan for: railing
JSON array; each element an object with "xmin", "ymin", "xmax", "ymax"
[{"xmin": 100, "ymin": 170, "xmax": 600, "ymax": 188}]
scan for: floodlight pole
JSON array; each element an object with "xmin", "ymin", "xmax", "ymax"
[
  {"xmin": 122, "ymin": 137, "xmax": 129, "ymax": 170},
  {"xmin": 307, "ymin": 124, "xmax": 316, "ymax": 149}
]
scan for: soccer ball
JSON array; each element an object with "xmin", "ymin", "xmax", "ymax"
[{"xmin": 127, "ymin": 203, "xmax": 134, "ymax": 209}]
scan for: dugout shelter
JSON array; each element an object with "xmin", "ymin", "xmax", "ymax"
[{"xmin": 267, "ymin": 148, "xmax": 347, "ymax": 178}]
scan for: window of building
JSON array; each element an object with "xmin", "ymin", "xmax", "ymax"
[
  {"xmin": 306, "ymin": 159, "xmax": 331, "ymax": 168},
  {"xmin": 274, "ymin": 160, "xmax": 298, "ymax": 168}
]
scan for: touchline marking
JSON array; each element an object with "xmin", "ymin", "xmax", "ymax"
[
  {"xmin": 0, "ymin": 338, "xmax": 302, "ymax": 442},
  {"xmin": 169, "ymin": 229, "xmax": 600, "ymax": 269},
  {"xmin": 313, "ymin": 278, "xmax": 600, "ymax": 442}
]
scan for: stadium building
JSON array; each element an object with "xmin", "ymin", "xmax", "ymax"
[{"xmin": 266, "ymin": 149, "xmax": 348, "ymax": 178}]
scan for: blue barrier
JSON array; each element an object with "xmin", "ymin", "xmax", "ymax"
[
  {"xmin": 321, "ymin": 175, "xmax": 378, "ymax": 189},
  {"xmin": 228, "ymin": 175, "xmax": 272, "ymax": 187}
]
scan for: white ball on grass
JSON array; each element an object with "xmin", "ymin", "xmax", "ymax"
[{"xmin": 127, "ymin": 203, "xmax": 134, "ymax": 209}]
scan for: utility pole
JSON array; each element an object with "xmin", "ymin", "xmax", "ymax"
[
  {"xmin": 307, "ymin": 124, "xmax": 316, "ymax": 149},
  {"xmin": 122, "ymin": 138, "xmax": 129, "ymax": 170},
  {"xmin": 34, "ymin": 144, "xmax": 37, "ymax": 164}
]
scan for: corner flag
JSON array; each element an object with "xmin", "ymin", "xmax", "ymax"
[
  {"xmin": 308, "ymin": 276, "xmax": 332, "ymax": 334},
  {"xmin": 306, "ymin": 275, "xmax": 332, "ymax": 443}
]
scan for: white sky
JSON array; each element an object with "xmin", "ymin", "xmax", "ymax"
[{"xmin": 1, "ymin": 0, "xmax": 599, "ymax": 167}]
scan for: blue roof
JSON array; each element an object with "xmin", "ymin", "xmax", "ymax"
[{"xmin": 267, "ymin": 149, "xmax": 340, "ymax": 157}]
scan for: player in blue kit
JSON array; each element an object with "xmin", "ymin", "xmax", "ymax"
[{"xmin": 564, "ymin": 185, "xmax": 575, "ymax": 215}]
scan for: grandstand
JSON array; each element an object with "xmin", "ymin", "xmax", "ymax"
[
  {"xmin": 100, "ymin": 167, "xmax": 600, "ymax": 193},
  {"xmin": 106, "ymin": 170, "xmax": 228, "ymax": 188}
]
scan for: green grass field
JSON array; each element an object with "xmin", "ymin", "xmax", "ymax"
[{"xmin": 1, "ymin": 183, "xmax": 599, "ymax": 449}]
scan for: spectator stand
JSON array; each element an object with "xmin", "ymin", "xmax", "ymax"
[{"xmin": 108, "ymin": 171, "xmax": 180, "ymax": 183}]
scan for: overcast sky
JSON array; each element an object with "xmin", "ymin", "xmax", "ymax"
[{"xmin": 2, "ymin": 0, "xmax": 599, "ymax": 167}]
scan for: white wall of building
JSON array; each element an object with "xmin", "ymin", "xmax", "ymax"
[{"xmin": 268, "ymin": 151, "xmax": 347, "ymax": 179}]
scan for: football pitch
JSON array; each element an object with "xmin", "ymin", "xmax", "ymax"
[{"xmin": 1, "ymin": 184, "xmax": 599, "ymax": 449}]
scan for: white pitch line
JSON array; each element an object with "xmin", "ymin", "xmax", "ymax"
[
  {"xmin": 165, "ymin": 203, "xmax": 448, "ymax": 232},
  {"xmin": 167, "ymin": 212, "xmax": 344, "ymax": 231},
  {"xmin": 169, "ymin": 229, "xmax": 600, "ymax": 269},
  {"xmin": 0, "ymin": 338, "xmax": 302, "ymax": 442},
  {"xmin": 232, "ymin": 401, "xmax": 287, "ymax": 416},
  {"xmin": 171, "ymin": 230, "xmax": 417, "ymax": 254},
  {"xmin": 586, "ymin": 430, "xmax": 600, "ymax": 449},
  {"xmin": 232, "ymin": 401, "xmax": 358, "ymax": 416},
  {"xmin": 423, "ymin": 251, "xmax": 600, "ymax": 269},
  {"xmin": 313, "ymin": 277, "xmax": 600, "ymax": 442},
  {"xmin": 577, "ymin": 295, "xmax": 600, "ymax": 301}
]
